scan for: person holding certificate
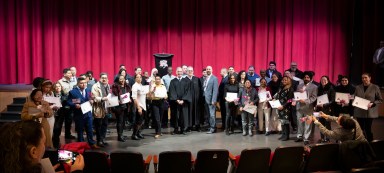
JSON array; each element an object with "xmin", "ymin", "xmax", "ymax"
[
  {"xmin": 21, "ymin": 89, "xmax": 54, "ymax": 148},
  {"xmin": 131, "ymin": 74, "xmax": 149, "ymax": 140},
  {"xmin": 111, "ymin": 74, "xmax": 132, "ymax": 142},
  {"xmin": 224, "ymin": 74, "xmax": 240, "ymax": 135},
  {"xmin": 149, "ymin": 75, "xmax": 168, "ymax": 138},
  {"xmin": 68, "ymin": 77, "xmax": 98, "ymax": 149},
  {"xmin": 334, "ymin": 76, "xmax": 355, "ymax": 117},
  {"xmin": 256, "ymin": 78, "xmax": 272, "ymax": 135},
  {"xmin": 91, "ymin": 73, "xmax": 111, "ymax": 147},
  {"xmin": 353, "ymin": 73, "xmax": 383, "ymax": 142},
  {"xmin": 238, "ymin": 80, "xmax": 258, "ymax": 136},
  {"xmin": 274, "ymin": 76, "xmax": 294, "ymax": 141},
  {"xmin": 268, "ymin": 73, "xmax": 282, "ymax": 133},
  {"xmin": 316, "ymin": 75, "xmax": 336, "ymax": 143}
]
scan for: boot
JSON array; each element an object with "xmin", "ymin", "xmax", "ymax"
[
  {"xmin": 248, "ymin": 126, "xmax": 253, "ymax": 136},
  {"xmin": 281, "ymin": 124, "xmax": 290, "ymax": 141},
  {"xmin": 242, "ymin": 125, "xmax": 247, "ymax": 136},
  {"xmin": 225, "ymin": 129, "xmax": 230, "ymax": 136},
  {"xmin": 137, "ymin": 129, "xmax": 144, "ymax": 139},
  {"xmin": 131, "ymin": 127, "xmax": 140, "ymax": 140},
  {"xmin": 278, "ymin": 125, "xmax": 285, "ymax": 140},
  {"xmin": 118, "ymin": 133, "xmax": 126, "ymax": 142}
]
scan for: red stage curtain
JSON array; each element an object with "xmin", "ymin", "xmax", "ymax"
[{"xmin": 0, "ymin": 0, "xmax": 353, "ymax": 84}]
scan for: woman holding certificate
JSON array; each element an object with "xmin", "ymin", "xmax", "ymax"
[
  {"xmin": 131, "ymin": 74, "xmax": 149, "ymax": 140},
  {"xmin": 224, "ymin": 74, "xmax": 240, "ymax": 135},
  {"xmin": 334, "ymin": 76, "xmax": 355, "ymax": 117},
  {"xmin": 111, "ymin": 74, "xmax": 132, "ymax": 142},
  {"xmin": 353, "ymin": 73, "xmax": 383, "ymax": 142},
  {"xmin": 257, "ymin": 78, "xmax": 272, "ymax": 135},
  {"xmin": 149, "ymin": 75, "xmax": 168, "ymax": 138},
  {"xmin": 274, "ymin": 76, "xmax": 294, "ymax": 141},
  {"xmin": 21, "ymin": 89, "xmax": 54, "ymax": 148},
  {"xmin": 316, "ymin": 75, "xmax": 336, "ymax": 143},
  {"xmin": 238, "ymin": 80, "xmax": 258, "ymax": 136}
]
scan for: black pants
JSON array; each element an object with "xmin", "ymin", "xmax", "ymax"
[
  {"xmin": 52, "ymin": 108, "xmax": 73, "ymax": 148},
  {"xmin": 225, "ymin": 102, "xmax": 237, "ymax": 130},
  {"xmin": 219, "ymin": 100, "xmax": 227, "ymax": 128},
  {"xmin": 152, "ymin": 100, "xmax": 165, "ymax": 134},
  {"xmin": 113, "ymin": 106, "xmax": 127, "ymax": 137},
  {"xmin": 169, "ymin": 100, "xmax": 178, "ymax": 128},
  {"xmin": 290, "ymin": 107, "xmax": 298, "ymax": 130},
  {"xmin": 162, "ymin": 100, "xmax": 169, "ymax": 127},
  {"xmin": 357, "ymin": 118, "xmax": 374, "ymax": 142},
  {"xmin": 175, "ymin": 102, "xmax": 189, "ymax": 132},
  {"xmin": 94, "ymin": 116, "xmax": 108, "ymax": 142}
]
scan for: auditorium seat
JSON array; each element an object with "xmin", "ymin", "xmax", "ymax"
[
  {"xmin": 193, "ymin": 149, "xmax": 229, "ymax": 173},
  {"xmin": 304, "ymin": 143, "xmax": 341, "ymax": 172},
  {"xmin": 229, "ymin": 148, "xmax": 270, "ymax": 173},
  {"xmin": 153, "ymin": 150, "xmax": 192, "ymax": 173},
  {"xmin": 110, "ymin": 151, "xmax": 151, "ymax": 173},
  {"xmin": 269, "ymin": 146, "xmax": 304, "ymax": 173},
  {"xmin": 370, "ymin": 140, "xmax": 384, "ymax": 160},
  {"xmin": 83, "ymin": 150, "xmax": 110, "ymax": 173}
]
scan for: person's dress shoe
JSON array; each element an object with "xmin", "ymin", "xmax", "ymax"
[
  {"xmin": 225, "ymin": 130, "xmax": 230, "ymax": 136},
  {"xmin": 101, "ymin": 140, "xmax": 109, "ymax": 146},
  {"xmin": 265, "ymin": 132, "xmax": 271, "ymax": 136},
  {"xmin": 91, "ymin": 144, "xmax": 100, "ymax": 149},
  {"xmin": 294, "ymin": 138, "xmax": 303, "ymax": 142},
  {"xmin": 137, "ymin": 133, "xmax": 144, "ymax": 139},
  {"xmin": 118, "ymin": 137, "xmax": 126, "ymax": 142},
  {"xmin": 65, "ymin": 135, "xmax": 76, "ymax": 139},
  {"xmin": 97, "ymin": 142, "xmax": 105, "ymax": 147},
  {"xmin": 206, "ymin": 129, "xmax": 215, "ymax": 134},
  {"xmin": 131, "ymin": 135, "xmax": 140, "ymax": 140}
]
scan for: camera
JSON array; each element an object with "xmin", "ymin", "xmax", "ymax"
[{"xmin": 58, "ymin": 150, "xmax": 78, "ymax": 164}]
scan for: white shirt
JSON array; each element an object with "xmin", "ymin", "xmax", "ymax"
[{"xmin": 132, "ymin": 83, "xmax": 148, "ymax": 111}]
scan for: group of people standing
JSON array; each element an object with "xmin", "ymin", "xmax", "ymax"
[{"xmin": 20, "ymin": 61, "xmax": 383, "ymax": 149}]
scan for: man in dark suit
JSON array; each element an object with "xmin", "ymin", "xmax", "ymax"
[
  {"xmin": 203, "ymin": 66, "xmax": 219, "ymax": 134},
  {"xmin": 266, "ymin": 61, "xmax": 282, "ymax": 79},
  {"xmin": 373, "ymin": 40, "xmax": 384, "ymax": 88},
  {"xmin": 218, "ymin": 68, "xmax": 228, "ymax": 129},
  {"xmin": 67, "ymin": 77, "xmax": 99, "ymax": 149},
  {"xmin": 285, "ymin": 62, "xmax": 304, "ymax": 79}
]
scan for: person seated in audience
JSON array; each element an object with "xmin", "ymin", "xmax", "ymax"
[
  {"xmin": 0, "ymin": 121, "xmax": 84, "ymax": 173},
  {"xmin": 21, "ymin": 89, "xmax": 54, "ymax": 148},
  {"xmin": 311, "ymin": 112, "xmax": 366, "ymax": 142}
]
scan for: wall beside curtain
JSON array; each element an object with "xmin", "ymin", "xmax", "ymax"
[{"xmin": 0, "ymin": 0, "xmax": 354, "ymax": 84}]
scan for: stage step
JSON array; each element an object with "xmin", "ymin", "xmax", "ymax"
[
  {"xmin": 0, "ymin": 111, "xmax": 21, "ymax": 120},
  {"xmin": 7, "ymin": 104, "xmax": 24, "ymax": 112},
  {"xmin": 13, "ymin": 97, "xmax": 27, "ymax": 104}
]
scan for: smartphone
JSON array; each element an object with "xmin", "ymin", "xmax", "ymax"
[{"xmin": 58, "ymin": 149, "xmax": 78, "ymax": 164}]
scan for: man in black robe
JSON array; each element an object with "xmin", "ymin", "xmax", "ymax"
[
  {"xmin": 169, "ymin": 67, "xmax": 191, "ymax": 134},
  {"xmin": 185, "ymin": 66, "xmax": 202, "ymax": 131}
]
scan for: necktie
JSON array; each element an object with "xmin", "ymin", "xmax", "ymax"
[{"xmin": 203, "ymin": 78, "xmax": 208, "ymax": 91}]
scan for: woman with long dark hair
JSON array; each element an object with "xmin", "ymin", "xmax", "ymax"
[
  {"xmin": 111, "ymin": 74, "xmax": 132, "ymax": 142},
  {"xmin": 238, "ymin": 80, "xmax": 258, "ymax": 136},
  {"xmin": 224, "ymin": 74, "xmax": 239, "ymax": 135},
  {"xmin": 334, "ymin": 76, "xmax": 355, "ymax": 117},
  {"xmin": 316, "ymin": 75, "xmax": 336, "ymax": 143},
  {"xmin": 274, "ymin": 76, "xmax": 294, "ymax": 141}
]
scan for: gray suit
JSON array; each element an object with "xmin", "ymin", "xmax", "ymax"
[
  {"xmin": 354, "ymin": 84, "xmax": 383, "ymax": 119},
  {"xmin": 203, "ymin": 75, "xmax": 219, "ymax": 131},
  {"xmin": 296, "ymin": 82, "xmax": 318, "ymax": 141}
]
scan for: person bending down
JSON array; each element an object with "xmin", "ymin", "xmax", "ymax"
[{"xmin": 311, "ymin": 112, "xmax": 366, "ymax": 142}]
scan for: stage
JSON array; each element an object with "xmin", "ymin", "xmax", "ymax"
[{"xmin": 1, "ymin": 84, "xmax": 384, "ymax": 172}]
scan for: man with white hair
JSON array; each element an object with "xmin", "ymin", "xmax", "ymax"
[
  {"xmin": 186, "ymin": 66, "xmax": 202, "ymax": 131},
  {"xmin": 203, "ymin": 66, "xmax": 219, "ymax": 134}
]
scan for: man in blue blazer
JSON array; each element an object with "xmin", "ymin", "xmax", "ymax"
[
  {"xmin": 203, "ymin": 66, "xmax": 219, "ymax": 134},
  {"xmin": 68, "ymin": 77, "xmax": 98, "ymax": 149}
]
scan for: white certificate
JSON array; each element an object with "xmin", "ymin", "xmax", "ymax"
[
  {"xmin": 268, "ymin": 100, "xmax": 282, "ymax": 108},
  {"xmin": 141, "ymin": 85, "xmax": 150, "ymax": 94},
  {"xmin": 258, "ymin": 91, "xmax": 271, "ymax": 102},
  {"xmin": 44, "ymin": 96, "xmax": 62, "ymax": 107},
  {"xmin": 294, "ymin": 92, "xmax": 307, "ymax": 100},
  {"xmin": 154, "ymin": 90, "xmax": 167, "ymax": 98},
  {"xmin": 81, "ymin": 101, "xmax": 92, "ymax": 114},
  {"xmin": 226, "ymin": 92, "xmax": 238, "ymax": 102},
  {"xmin": 106, "ymin": 94, "xmax": 119, "ymax": 107},
  {"xmin": 243, "ymin": 104, "xmax": 257, "ymax": 114},
  {"xmin": 335, "ymin": 92, "xmax": 350, "ymax": 104},
  {"xmin": 317, "ymin": 94, "xmax": 329, "ymax": 105},
  {"xmin": 120, "ymin": 93, "xmax": 130, "ymax": 104},
  {"xmin": 352, "ymin": 96, "xmax": 370, "ymax": 110},
  {"xmin": 255, "ymin": 78, "xmax": 261, "ymax": 86}
]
